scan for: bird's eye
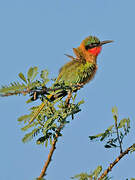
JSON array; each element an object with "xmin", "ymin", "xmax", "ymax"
[
  {"xmin": 85, "ymin": 43, "xmax": 97, "ymax": 50},
  {"xmin": 85, "ymin": 42, "xmax": 100, "ymax": 50},
  {"xmin": 85, "ymin": 45, "xmax": 91, "ymax": 50},
  {"xmin": 91, "ymin": 42, "xmax": 99, "ymax": 46}
]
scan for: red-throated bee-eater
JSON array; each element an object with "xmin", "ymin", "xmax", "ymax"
[{"xmin": 29, "ymin": 35, "xmax": 113, "ymax": 123}]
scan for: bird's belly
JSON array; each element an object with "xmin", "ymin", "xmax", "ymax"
[
  {"xmin": 81, "ymin": 66, "xmax": 97, "ymax": 85},
  {"xmin": 57, "ymin": 61, "xmax": 97, "ymax": 86}
]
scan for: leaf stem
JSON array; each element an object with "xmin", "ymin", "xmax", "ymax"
[{"xmin": 114, "ymin": 115, "xmax": 123, "ymax": 153}]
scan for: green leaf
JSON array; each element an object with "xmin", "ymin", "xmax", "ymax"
[
  {"xmin": 72, "ymin": 166, "xmax": 103, "ymax": 180},
  {"xmin": 40, "ymin": 69, "xmax": 49, "ymax": 85},
  {"xmin": 49, "ymin": 137, "xmax": 52, "ymax": 145},
  {"xmin": 71, "ymin": 172, "xmax": 90, "ymax": 180},
  {"xmin": 22, "ymin": 128, "xmax": 40, "ymax": 143},
  {"xmin": 118, "ymin": 118, "xmax": 130, "ymax": 129},
  {"xmin": 18, "ymin": 114, "xmax": 31, "ymax": 123},
  {"xmin": 40, "ymin": 69, "xmax": 49, "ymax": 80},
  {"xmin": 22, "ymin": 132, "xmax": 33, "ymax": 143},
  {"xmin": 100, "ymin": 125, "xmax": 113, "ymax": 141},
  {"xmin": 93, "ymin": 166, "xmax": 102, "ymax": 179},
  {"xmin": 104, "ymin": 144, "xmax": 112, "ymax": 148},
  {"xmin": 91, "ymin": 165, "xmax": 102, "ymax": 179},
  {"xmin": 112, "ymin": 106, "xmax": 118, "ymax": 116},
  {"xmin": 89, "ymin": 125, "xmax": 114, "ymax": 142},
  {"xmin": 130, "ymin": 144, "xmax": 135, "ymax": 153},
  {"xmin": 26, "ymin": 98, "xmax": 33, "ymax": 104},
  {"xmin": 27, "ymin": 66, "xmax": 38, "ymax": 82},
  {"xmin": 100, "ymin": 130, "xmax": 110, "ymax": 141},
  {"xmin": 72, "ymin": 93, "xmax": 77, "ymax": 102},
  {"xmin": 37, "ymin": 136, "xmax": 46, "ymax": 145},
  {"xmin": 18, "ymin": 72, "xmax": 27, "ymax": 83},
  {"xmin": 0, "ymin": 82, "xmax": 27, "ymax": 95},
  {"xmin": 45, "ymin": 139, "xmax": 48, "ymax": 147},
  {"xmin": 77, "ymin": 100, "xmax": 85, "ymax": 106},
  {"xmin": 89, "ymin": 133, "xmax": 104, "ymax": 140},
  {"xmin": 107, "ymin": 125, "xmax": 114, "ymax": 131},
  {"xmin": 21, "ymin": 123, "xmax": 34, "ymax": 131}
]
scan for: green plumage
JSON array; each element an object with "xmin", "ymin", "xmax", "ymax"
[
  {"xmin": 83, "ymin": 36, "xmax": 100, "ymax": 46},
  {"xmin": 48, "ymin": 59, "xmax": 96, "ymax": 101},
  {"xmin": 57, "ymin": 60, "xmax": 96, "ymax": 86}
]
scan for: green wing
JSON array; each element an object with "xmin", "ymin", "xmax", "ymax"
[{"xmin": 57, "ymin": 60, "xmax": 96, "ymax": 86}]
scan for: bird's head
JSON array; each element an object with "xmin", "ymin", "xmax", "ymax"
[{"xmin": 81, "ymin": 36, "xmax": 113, "ymax": 56}]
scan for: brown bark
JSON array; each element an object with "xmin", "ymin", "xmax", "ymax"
[{"xmin": 37, "ymin": 126, "xmax": 62, "ymax": 179}]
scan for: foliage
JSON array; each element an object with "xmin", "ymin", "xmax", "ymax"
[
  {"xmin": 20, "ymin": 96, "xmax": 83, "ymax": 145},
  {"xmin": 0, "ymin": 67, "xmax": 84, "ymax": 146},
  {"xmin": 89, "ymin": 106, "xmax": 130, "ymax": 149},
  {"xmin": 130, "ymin": 144, "xmax": 135, "ymax": 153},
  {"xmin": 0, "ymin": 66, "xmax": 43, "ymax": 96},
  {"xmin": 74, "ymin": 107, "xmax": 135, "ymax": 180},
  {"xmin": 1, "ymin": 67, "xmax": 135, "ymax": 179},
  {"xmin": 71, "ymin": 166, "xmax": 111, "ymax": 180}
]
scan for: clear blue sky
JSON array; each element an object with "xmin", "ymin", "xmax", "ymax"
[{"xmin": 0, "ymin": 0, "xmax": 135, "ymax": 179}]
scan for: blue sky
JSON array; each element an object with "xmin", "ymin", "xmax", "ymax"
[{"xmin": 0, "ymin": 0, "xmax": 135, "ymax": 179}]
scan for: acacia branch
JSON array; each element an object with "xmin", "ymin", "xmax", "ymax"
[
  {"xmin": 37, "ymin": 124, "xmax": 63, "ymax": 179},
  {"xmin": 0, "ymin": 89, "xmax": 31, "ymax": 97},
  {"xmin": 37, "ymin": 92, "xmax": 72, "ymax": 179},
  {"xmin": 0, "ymin": 84, "xmax": 83, "ymax": 97},
  {"xmin": 98, "ymin": 143, "xmax": 135, "ymax": 180}
]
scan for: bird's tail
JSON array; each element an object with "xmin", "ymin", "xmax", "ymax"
[{"xmin": 29, "ymin": 90, "xmax": 68, "ymax": 124}]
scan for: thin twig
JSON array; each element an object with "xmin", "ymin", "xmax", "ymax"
[
  {"xmin": 114, "ymin": 115, "xmax": 123, "ymax": 153},
  {"xmin": 0, "ymin": 84, "xmax": 83, "ymax": 97},
  {"xmin": 0, "ymin": 89, "xmax": 31, "ymax": 97},
  {"xmin": 66, "ymin": 90, "xmax": 72, "ymax": 105},
  {"xmin": 98, "ymin": 143, "xmax": 135, "ymax": 180}
]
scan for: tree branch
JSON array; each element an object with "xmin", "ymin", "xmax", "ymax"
[
  {"xmin": 37, "ymin": 91, "xmax": 72, "ymax": 179},
  {"xmin": 37, "ymin": 124, "xmax": 63, "ymax": 179},
  {"xmin": 98, "ymin": 143, "xmax": 135, "ymax": 180},
  {"xmin": 0, "ymin": 84, "xmax": 83, "ymax": 97}
]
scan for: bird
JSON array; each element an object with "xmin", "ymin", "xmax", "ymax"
[{"xmin": 29, "ymin": 35, "xmax": 113, "ymax": 123}]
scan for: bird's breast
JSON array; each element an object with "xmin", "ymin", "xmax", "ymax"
[
  {"xmin": 57, "ymin": 60, "xmax": 97, "ymax": 86},
  {"xmin": 81, "ymin": 63, "xmax": 97, "ymax": 85}
]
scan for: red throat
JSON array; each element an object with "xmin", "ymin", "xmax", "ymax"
[{"xmin": 88, "ymin": 46, "xmax": 102, "ymax": 56}]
